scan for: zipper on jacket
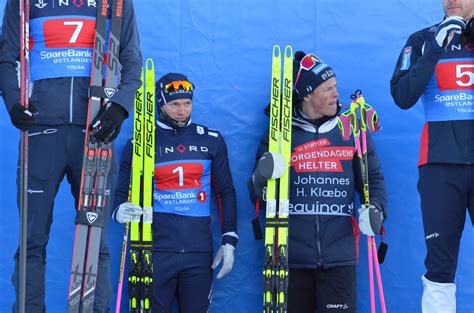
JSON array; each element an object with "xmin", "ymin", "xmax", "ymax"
[
  {"xmin": 313, "ymin": 125, "xmax": 323, "ymax": 267},
  {"xmin": 316, "ymin": 215, "xmax": 322, "ymax": 267},
  {"xmin": 69, "ymin": 77, "xmax": 74, "ymax": 123},
  {"xmin": 29, "ymin": 81, "xmax": 34, "ymax": 98}
]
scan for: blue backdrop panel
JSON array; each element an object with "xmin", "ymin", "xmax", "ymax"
[{"xmin": 0, "ymin": 1, "xmax": 473, "ymax": 312}]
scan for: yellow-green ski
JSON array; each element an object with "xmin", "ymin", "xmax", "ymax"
[
  {"xmin": 128, "ymin": 69, "xmax": 145, "ymax": 313},
  {"xmin": 263, "ymin": 45, "xmax": 293, "ymax": 313},
  {"xmin": 141, "ymin": 58, "xmax": 155, "ymax": 312},
  {"xmin": 276, "ymin": 45, "xmax": 293, "ymax": 313},
  {"xmin": 263, "ymin": 45, "xmax": 281, "ymax": 313},
  {"xmin": 126, "ymin": 58, "xmax": 155, "ymax": 313}
]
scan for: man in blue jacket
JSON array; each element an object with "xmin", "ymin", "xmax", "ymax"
[
  {"xmin": 390, "ymin": 1, "xmax": 473, "ymax": 312},
  {"xmin": 0, "ymin": 1, "xmax": 142, "ymax": 312},
  {"xmin": 112, "ymin": 72, "xmax": 238, "ymax": 313},
  {"xmin": 249, "ymin": 51, "xmax": 387, "ymax": 313}
]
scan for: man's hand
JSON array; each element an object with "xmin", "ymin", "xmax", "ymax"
[
  {"xmin": 435, "ymin": 16, "xmax": 465, "ymax": 48},
  {"xmin": 89, "ymin": 103, "xmax": 128, "ymax": 141},
  {"xmin": 358, "ymin": 203, "xmax": 384, "ymax": 236},
  {"xmin": 211, "ymin": 231, "xmax": 238, "ymax": 279},
  {"xmin": 9, "ymin": 102, "xmax": 37, "ymax": 131},
  {"xmin": 112, "ymin": 202, "xmax": 143, "ymax": 224},
  {"xmin": 250, "ymin": 152, "xmax": 286, "ymax": 199}
]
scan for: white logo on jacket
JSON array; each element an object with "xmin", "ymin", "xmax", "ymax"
[
  {"xmin": 326, "ymin": 303, "xmax": 349, "ymax": 309},
  {"xmin": 35, "ymin": 0, "xmax": 48, "ymax": 9}
]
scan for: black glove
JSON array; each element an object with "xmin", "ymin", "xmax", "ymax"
[
  {"xmin": 460, "ymin": 18, "xmax": 474, "ymax": 44},
  {"xmin": 8, "ymin": 102, "xmax": 38, "ymax": 131},
  {"xmin": 89, "ymin": 102, "xmax": 128, "ymax": 141}
]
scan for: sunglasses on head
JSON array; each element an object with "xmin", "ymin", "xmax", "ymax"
[
  {"xmin": 163, "ymin": 80, "xmax": 193, "ymax": 93},
  {"xmin": 294, "ymin": 54, "xmax": 322, "ymax": 93}
]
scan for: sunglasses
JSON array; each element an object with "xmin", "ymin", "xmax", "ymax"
[
  {"xmin": 294, "ymin": 54, "xmax": 322, "ymax": 92},
  {"xmin": 163, "ymin": 80, "xmax": 193, "ymax": 93}
]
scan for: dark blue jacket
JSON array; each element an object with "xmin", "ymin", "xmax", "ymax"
[
  {"xmin": 113, "ymin": 121, "xmax": 238, "ymax": 252},
  {"xmin": 250, "ymin": 110, "xmax": 387, "ymax": 269},
  {"xmin": 0, "ymin": 0, "xmax": 142, "ymax": 125},
  {"xmin": 390, "ymin": 23, "xmax": 474, "ymax": 165}
]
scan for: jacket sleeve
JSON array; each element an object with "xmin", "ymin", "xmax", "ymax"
[
  {"xmin": 353, "ymin": 132, "xmax": 388, "ymax": 218},
  {"xmin": 112, "ymin": 139, "xmax": 133, "ymax": 211},
  {"xmin": 0, "ymin": 0, "xmax": 20, "ymax": 111},
  {"xmin": 211, "ymin": 133, "xmax": 238, "ymax": 235},
  {"xmin": 390, "ymin": 28, "xmax": 444, "ymax": 110},
  {"xmin": 108, "ymin": 0, "xmax": 142, "ymax": 114}
]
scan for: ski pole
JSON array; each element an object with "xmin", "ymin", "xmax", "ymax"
[
  {"xmin": 352, "ymin": 91, "xmax": 386, "ymax": 313},
  {"xmin": 368, "ymin": 236, "xmax": 376, "ymax": 313},
  {"xmin": 19, "ymin": 0, "xmax": 31, "ymax": 311},
  {"xmin": 339, "ymin": 91, "xmax": 386, "ymax": 312},
  {"xmin": 115, "ymin": 223, "xmax": 129, "ymax": 313},
  {"xmin": 371, "ymin": 236, "xmax": 387, "ymax": 313},
  {"xmin": 349, "ymin": 97, "xmax": 378, "ymax": 313},
  {"xmin": 354, "ymin": 94, "xmax": 376, "ymax": 313}
]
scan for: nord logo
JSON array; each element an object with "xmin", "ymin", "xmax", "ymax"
[
  {"xmin": 58, "ymin": 0, "xmax": 96, "ymax": 7},
  {"xmin": 164, "ymin": 145, "xmax": 209, "ymax": 154}
]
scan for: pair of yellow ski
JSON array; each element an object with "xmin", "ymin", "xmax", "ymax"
[
  {"xmin": 116, "ymin": 58, "xmax": 155, "ymax": 313},
  {"xmin": 263, "ymin": 45, "xmax": 293, "ymax": 313}
]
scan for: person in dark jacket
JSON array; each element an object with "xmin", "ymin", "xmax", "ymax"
[
  {"xmin": 0, "ymin": 1, "xmax": 142, "ymax": 312},
  {"xmin": 390, "ymin": 0, "xmax": 473, "ymax": 312},
  {"xmin": 112, "ymin": 72, "xmax": 238, "ymax": 313},
  {"xmin": 249, "ymin": 51, "xmax": 387, "ymax": 313}
]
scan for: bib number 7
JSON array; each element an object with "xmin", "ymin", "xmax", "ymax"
[
  {"xmin": 43, "ymin": 18, "xmax": 95, "ymax": 48},
  {"xmin": 63, "ymin": 21, "xmax": 84, "ymax": 44}
]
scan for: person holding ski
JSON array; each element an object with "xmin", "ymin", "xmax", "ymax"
[
  {"xmin": 0, "ymin": 0, "xmax": 142, "ymax": 312},
  {"xmin": 390, "ymin": 0, "xmax": 474, "ymax": 312},
  {"xmin": 248, "ymin": 51, "xmax": 387, "ymax": 313},
  {"xmin": 112, "ymin": 72, "xmax": 238, "ymax": 313}
]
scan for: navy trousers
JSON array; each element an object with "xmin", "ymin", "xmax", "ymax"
[
  {"xmin": 152, "ymin": 251, "xmax": 213, "ymax": 313},
  {"xmin": 12, "ymin": 125, "xmax": 116, "ymax": 313},
  {"xmin": 418, "ymin": 164, "xmax": 474, "ymax": 283}
]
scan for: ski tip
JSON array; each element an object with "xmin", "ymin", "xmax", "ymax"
[
  {"xmin": 284, "ymin": 45, "xmax": 293, "ymax": 58},
  {"xmin": 273, "ymin": 45, "xmax": 281, "ymax": 57},
  {"xmin": 146, "ymin": 58, "xmax": 154, "ymax": 70}
]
